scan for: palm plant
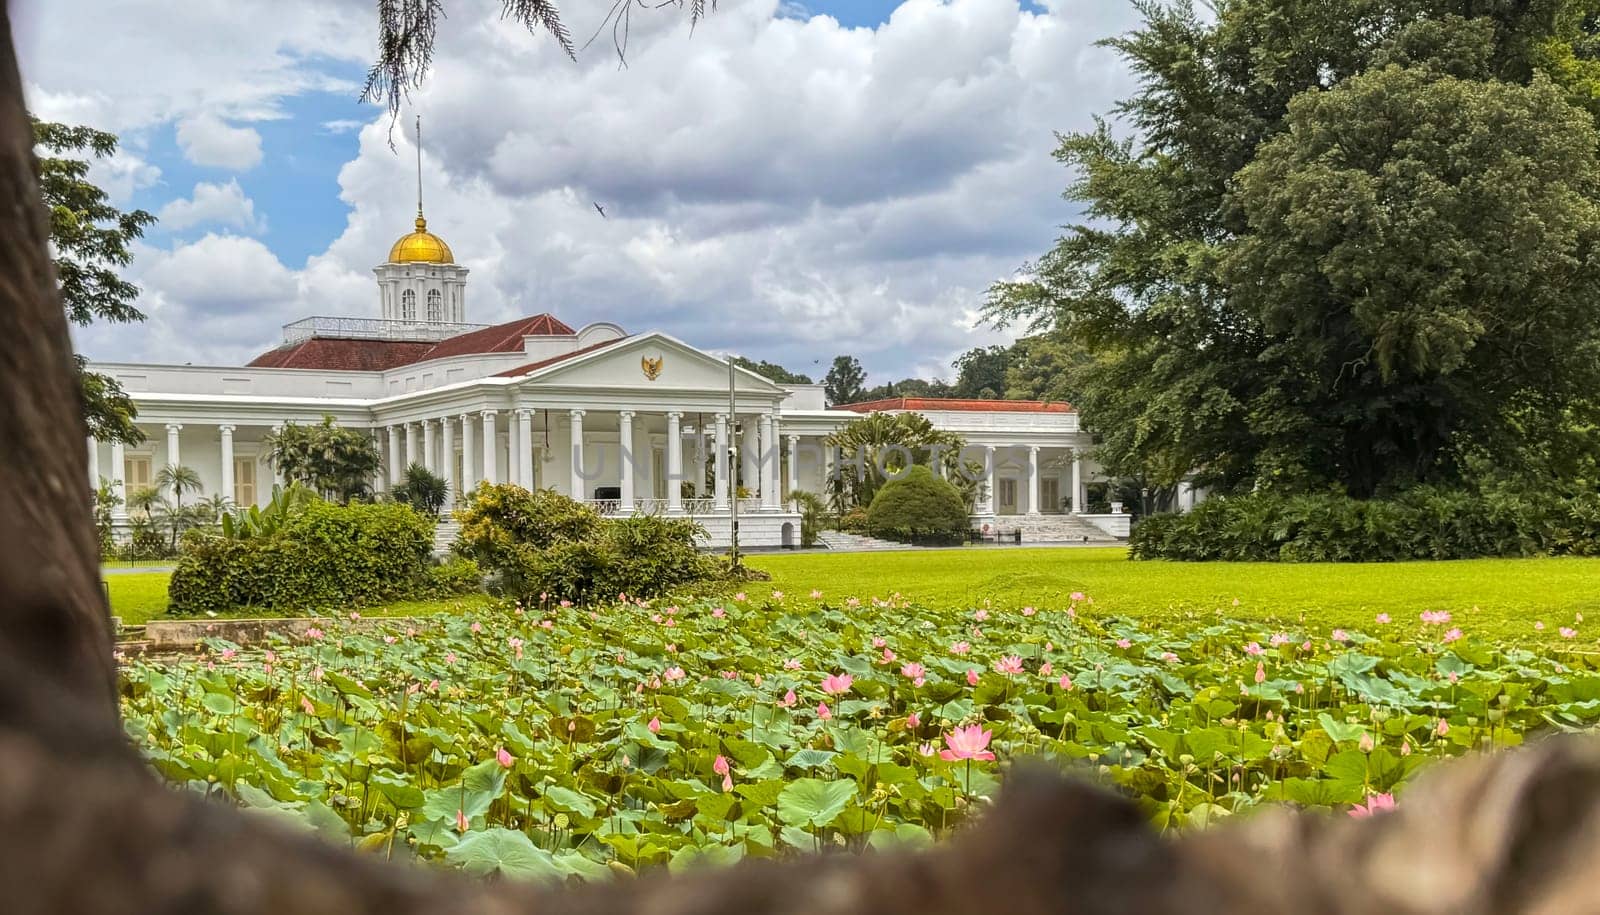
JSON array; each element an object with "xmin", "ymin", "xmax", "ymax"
[
  {"xmin": 221, "ymin": 482, "xmax": 316, "ymax": 540},
  {"xmin": 125, "ymin": 485, "xmax": 162, "ymax": 520},
  {"xmin": 153, "ymin": 464, "xmax": 202, "ymax": 549},
  {"xmin": 391, "ymin": 463, "xmax": 448, "ymax": 519},
  {"xmin": 197, "ymin": 493, "xmax": 233, "ymax": 524}
]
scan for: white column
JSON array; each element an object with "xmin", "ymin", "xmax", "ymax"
[
  {"xmin": 109, "ymin": 440, "xmax": 127, "ymax": 520},
  {"xmin": 165, "ymin": 423, "xmax": 183, "ymax": 470},
  {"xmin": 1026, "ymin": 446, "xmax": 1041, "ymax": 515},
  {"xmin": 440, "ymin": 416, "xmax": 455, "ymax": 510},
  {"xmin": 388, "ymin": 425, "xmax": 403, "ymax": 486},
  {"xmin": 694, "ymin": 431, "xmax": 707, "ymax": 498},
  {"xmin": 404, "ymin": 423, "xmax": 419, "ymax": 472},
  {"xmin": 480, "ymin": 411, "xmax": 499, "ymax": 484},
  {"xmin": 460, "ymin": 413, "xmax": 476, "ymax": 497},
  {"xmin": 568, "ymin": 409, "xmax": 586, "ymax": 500},
  {"xmin": 666, "ymin": 411, "xmax": 683, "ymax": 514},
  {"xmin": 741, "ymin": 419, "xmax": 758, "ymax": 502},
  {"xmin": 786, "ymin": 434, "xmax": 799, "ymax": 508},
  {"xmin": 219, "ymin": 425, "xmax": 236, "ymax": 506},
  {"xmin": 517, "ymin": 409, "xmax": 535, "ymax": 490},
  {"xmin": 422, "ymin": 419, "xmax": 438, "ymax": 474},
  {"xmin": 979, "ymin": 444, "xmax": 996, "ymax": 514},
  {"xmin": 618, "ymin": 411, "xmax": 636, "ymax": 512},
  {"xmin": 87, "ymin": 436, "xmax": 99, "ymax": 485},
  {"xmin": 759, "ymin": 413, "xmax": 778, "ymax": 510},
  {"xmin": 1071, "ymin": 454, "xmax": 1083, "ymax": 514},
  {"xmin": 713, "ymin": 413, "xmax": 730, "ymax": 511}
]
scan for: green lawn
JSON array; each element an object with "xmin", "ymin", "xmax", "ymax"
[
  {"xmin": 105, "ymin": 571, "xmax": 495, "ymax": 626},
  {"xmin": 747, "ymin": 547, "xmax": 1600, "ymax": 643}
]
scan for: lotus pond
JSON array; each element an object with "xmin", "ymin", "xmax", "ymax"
[{"xmin": 120, "ymin": 592, "xmax": 1600, "ymax": 881}]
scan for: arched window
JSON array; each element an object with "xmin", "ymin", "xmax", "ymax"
[
  {"xmin": 401, "ymin": 289, "xmax": 416, "ymax": 322},
  {"xmin": 426, "ymin": 288, "xmax": 443, "ymax": 323}
]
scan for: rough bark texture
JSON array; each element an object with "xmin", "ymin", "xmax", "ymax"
[{"xmin": 3, "ymin": 5, "xmax": 1600, "ymax": 914}]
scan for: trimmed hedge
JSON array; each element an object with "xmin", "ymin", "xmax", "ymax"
[
  {"xmin": 453, "ymin": 484, "xmax": 720, "ymax": 604},
  {"xmin": 1130, "ymin": 488, "xmax": 1600, "ymax": 562},
  {"xmin": 866, "ymin": 466, "xmax": 970, "ymax": 545},
  {"xmin": 168, "ymin": 501, "xmax": 437, "ymax": 615}
]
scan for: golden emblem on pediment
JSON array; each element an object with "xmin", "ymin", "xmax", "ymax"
[{"xmin": 641, "ymin": 356, "xmax": 664, "ymax": 381}]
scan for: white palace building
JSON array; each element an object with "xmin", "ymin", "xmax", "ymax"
[{"xmin": 87, "ymin": 204, "xmax": 1137, "ymax": 549}]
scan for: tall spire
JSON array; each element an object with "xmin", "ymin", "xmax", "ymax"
[{"xmin": 414, "ymin": 114, "xmax": 425, "ymax": 224}]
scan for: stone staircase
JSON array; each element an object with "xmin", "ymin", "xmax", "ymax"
[
  {"xmin": 816, "ymin": 530, "xmax": 915, "ymax": 552},
  {"xmin": 433, "ymin": 520, "xmax": 461, "ymax": 554},
  {"xmin": 1009, "ymin": 513, "xmax": 1123, "ymax": 543}
]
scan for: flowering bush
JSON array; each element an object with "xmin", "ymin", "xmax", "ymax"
[{"xmin": 121, "ymin": 593, "xmax": 1597, "ymax": 881}]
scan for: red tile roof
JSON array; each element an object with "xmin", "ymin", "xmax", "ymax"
[
  {"xmin": 494, "ymin": 336, "xmax": 627, "ymax": 377},
  {"xmin": 835, "ymin": 397, "xmax": 1075, "ymax": 414},
  {"xmin": 246, "ymin": 338, "xmax": 435, "ymax": 371},
  {"xmin": 246, "ymin": 313, "xmax": 578, "ymax": 372}
]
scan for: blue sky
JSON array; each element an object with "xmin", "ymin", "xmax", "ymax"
[{"xmin": 20, "ymin": 0, "xmax": 1139, "ymax": 379}]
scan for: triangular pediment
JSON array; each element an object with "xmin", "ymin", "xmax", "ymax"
[{"xmin": 512, "ymin": 332, "xmax": 788, "ymax": 394}]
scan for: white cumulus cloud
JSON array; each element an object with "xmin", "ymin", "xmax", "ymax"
[
  {"xmin": 157, "ymin": 180, "xmax": 265, "ymax": 233},
  {"xmin": 175, "ymin": 114, "xmax": 264, "ymax": 170}
]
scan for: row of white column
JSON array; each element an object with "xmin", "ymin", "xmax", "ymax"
[
  {"xmin": 90, "ymin": 422, "xmax": 248, "ymax": 520},
  {"xmin": 379, "ymin": 410, "xmax": 790, "ymax": 513},
  {"xmin": 971, "ymin": 445, "xmax": 1086, "ymax": 515}
]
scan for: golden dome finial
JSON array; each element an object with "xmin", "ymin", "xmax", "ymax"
[{"xmin": 386, "ymin": 116, "xmax": 454, "ymax": 264}]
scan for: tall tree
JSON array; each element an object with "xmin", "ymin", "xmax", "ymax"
[
  {"xmin": 824, "ymin": 355, "xmax": 868, "ymax": 405},
  {"xmin": 988, "ymin": 3, "xmax": 1600, "ymax": 497},
  {"xmin": 951, "ymin": 345, "xmax": 1010, "ymax": 399},
  {"xmin": 34, "ymin": 119, "xmax": 154, "ymax": 445}
]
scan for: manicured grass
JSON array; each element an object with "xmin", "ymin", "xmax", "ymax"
[
  {"xmin": 747, "ymin": 547, "xmax": 1600, "ymax": 643},
  {"xmin": 105, "ymin": 571, "xmax": 496, "ymax": 626}
]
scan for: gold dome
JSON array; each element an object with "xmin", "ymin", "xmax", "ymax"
[{"xmin": 388, "ymin": 215, "xmax": 454, "ymax": 264}]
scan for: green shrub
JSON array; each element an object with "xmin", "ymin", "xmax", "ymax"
[
  {"xmin": 837, "ymin": 507, "xmax": 870, "ymax": 533},
  {"xmin": 789, "ymin": 490, "xmax": 827, "ymax": 547},
  {"xmin": 426, "ymin": 558, "xmax": 484, "ymax": 597},
  {"xmin": 168, "ymin": 500, "xmax": 436, "ymax": 615},
  {"xmin": 1130, "ymin": 487, "xmax": 1600, "ymax": 562},
  {"xmin": 453, "ymin": 484, "xmax": 718, "ymax": 603},
  {"xmin": 865, "ymin": 466, "xmax": 970, "ymax": 545}
]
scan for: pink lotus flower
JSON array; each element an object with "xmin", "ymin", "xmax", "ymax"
[
  {"xmin": 881, "ymin": 647, "xmax": 896, "ymax": 663},
  {"xmin": 383, "ymin": 635, "xmax": 397, "ymax": 645},
  {"xmin": 1435, "ymin": 718, "xmax": 1450, "ymax": 737},
  {"xmin": 456, "ymin": 809, "xmax": 470, "ymax": 833},
  {"xmin": 1442, "ymin": 628, "xmax": 1463, "ymax": 644},
  {"xmin": 820, "ymin": 673, "xmax": 854, "ymax": 695},
  {"xmin": 1069, "ymin": 591, "xmax": 1086, "ymax": 602},
  {"xmin": 872, "ymin": 637, "xmax": 887, "ymax": 648},
  {"xmin": 711, "ymin": 607, "xmax": 726, "ymax": 619},
  {"xmin": 918, "ymin": 742, "xmax": 936, "ymax": 757},
  {"xmin": 1331, "ymin": 629, "xmax": 1348, "ymax": 642},
  {"xmin": 733, "ymin": 592, "xmax": 747, "ymax": 602},
  {"xmin": 444, "ymin": 651, "xmax": 458, "ymax": 665},
  {"xmin": 305, "ymin": 627, "xmax": 324, "ymax": 640},
  {"xmin": 1254, "ymin": 662, "xmax": 1266, "ymax": 684},
  {"xmin": 220, "ymin": 648, "xmax": 237, "ymax": 661},
  {"xmin": 496, "ymin": 747, "xmax": 514, "ymax": 768},
  {"xmin": 810, "ymin": 589, "xmax": 823, "ymax": 599},
  {"xmin": 713, "ymin": 755, "xmax": 730, "ymax": 776},
  {"xmin": 1562, "ymin": 627, "xmax": 1578, "ymax": 639},
  {"xmin": 1348, "ymin": 793, "xmax": 1395, "ymax": 819},
  {"xmin": 1115, "ymin": 638, "xmax": 1132, "ymax": 649},
  {"xmin": 1161, "ymin": 652, "xmax": 1179, "ymax": 663},
  {"xmin": 1420, "ymin": 610, "xmax": 1452, "ymax": 625},
  {"xmin": 469, "ymin": 621, "xmax": 482, "ymax": 633},
  {"xmin": 1244, "ymin": 642, "xmax": 1264, "ymax": 656},
  {"xmin": 951, "ymin": 641, "xmax": 970, "ymax": 655},
  {"xmin": 783, "ymin": 658, "xmax": 802, "ymax": 670},
  {"xmin": 350, "ymin": 611, "xmax": 361, "ymax": 621},
  {"xmin": 663, "ymin": 666, "xmax": 686, "ymax": 682},
  {"xmin": 722, "ymin": 773, "xmax": 734, "ymax": 792},
  {"xmin": 1535, "ymin": 621, "xmax": 1546, "ymax": 631},
  {"xmin": 647, "ymin": 716, "xmax": 661, "ymax": 733},
  {"xmin": 974, "ymin": 609, "xmax": 989, "ymax": 622},
  {"xmin": 780, "ymin": 689, "xmax": 797, "ymax": 708},
  {"xmin": 817, "ymin": 700, "xmax": 832, "ymax": 720},
  {"xmin": 1375, "ymin": 613, "xmax": 1391, "ymax": 624},
  {"xmin": 994, "ymin": 655, "xmax": 1025, "ymax": 675},
  {"xmin": 901, "ymin": 662, "xmax": 926, "ymax": 681},
  {"xmin": 1359, "ymin": 732, "xmax": 1375, "ymax": 753},
  {"xmin": 939, "ymin": 725, "xmax": 996, "ymax": 762},
  {"xmin": 772, "ymin": 590, "xmax": 784, "ymax": 600},
  {"xmin": 1269, "ymin": 633, "xmax": 1290, "ymax": 647},
  {"xmin": 300, "ymin": 696, "xmax": 315, "ymax": 715},
  {"xmin": 845, "ymin": 597, "xmax": 861, "ymax": 608},
  {"xmin": 906, "ymin": 711, "xmax": 920, "ymax": 729},
  {"xmin": 1059, "ymin": 675, "xmax": 1073, "ymax": 690},
  {"xmin": 1040, "ymin": 662, "xmax": 1053, "ymax": 677},
  {"xmin": 966, "ymin": 669, "xmax": 981, "ymax": 686}
]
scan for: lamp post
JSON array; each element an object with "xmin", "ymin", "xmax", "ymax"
[{"xmin": 727, "ymin": 357, "xmax": 741, "ymax": 569}]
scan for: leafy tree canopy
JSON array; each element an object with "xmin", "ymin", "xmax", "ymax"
[
  {"xmin": 823, "ymin": 355, "xmax": 868, "ymax": 405},
  {"xmin": 987, "ymin": 2, "xmax": 1600, "ymax": 497},
  {"xmin": 730, "ymin": 356, "xmax": 812, "ymax": 385},
  {"xmin": 263, "ymin": 416, "xmax": 382, "ymax": 503},
  {"xmin": 34, "ymin": 118, "xmax": 154, "ymax": 445}
]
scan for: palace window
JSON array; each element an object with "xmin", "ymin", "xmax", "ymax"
[
  {"xmin": 426, "ymin": 289, "xmax": 442, "ymax": 322},
  {"xmin": 124, "ymin": 456, "xmax": 152, "ymax": 492},
  {"xmin": 233, "ymin": 458, "xmax": 256, "ymax": 508},
  {"xmin": 401, "ymin": 289, "xmax": 416, "ymax": 321}
]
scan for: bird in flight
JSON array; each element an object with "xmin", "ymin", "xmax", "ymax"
[{"xmin": 594, "ymin": 202, "xmax": 607, "ymax": 219}]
